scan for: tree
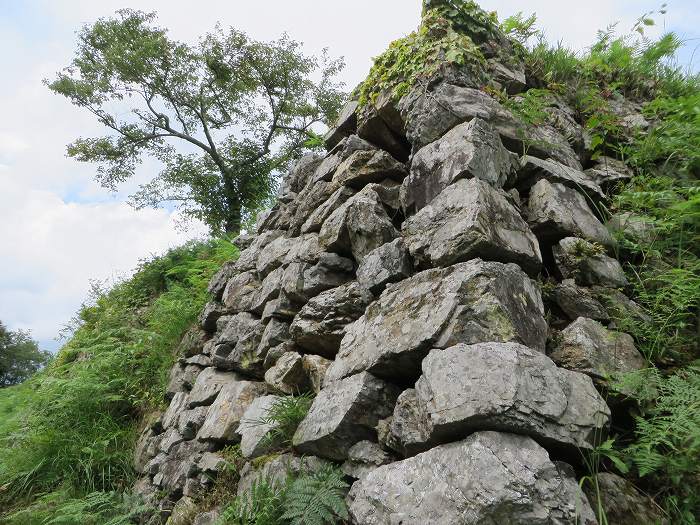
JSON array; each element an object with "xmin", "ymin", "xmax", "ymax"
[
  {"xmin": 49, "ymin": 10, "xmax": 346, "ymax": 234},
  {"xmin": 0, "ymin": 322, "xmax": 51, "ymax": 387}
]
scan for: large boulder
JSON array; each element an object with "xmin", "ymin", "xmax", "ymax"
[
  {"xmin": 332, "ymin": 149, "xmax": 406, "ymax": 189},
  {"xmin": 293, "ymin": 372, "xmax": 401, "ymax": 461},
  {"xmin": 356, "ymin": 238, "xmax": 413, "ymax": 295},
  {"xmin": 552, "ymin": 279, "xmax": 610, "ymax": 322},
  {"xmin": 319, "ymin": 189, "xmax": 399, "ymax": 262},
  {"xmin": 323, "ymin": 100, "xmax": 359, "ymax": 150},
  {"xmin": 415, "ymin": 343, "xmax": 610, "ymax": 451},
  {"xmin": 347, "ymin": 431, "xmax": 596, "ymax": 524},
  {"xmin": 401, "ymin": 118, "xmax": 513, "ymax": 213},
  {"xmin": 527, "ymin": 179, "xmax": 613, "ymax": 247},
  {"xmin": 551, "ymin": 317, "xmax": 646, "ymax": 381},
  {"xmin": 263, "ymin": 351, "xmax": 310, "ymax": 394},
  {"xmin": 382, "ymin": 388, "xmax": 431, "ymax": 458},
  {"xmin": 212, "ymin": 313, "xmax": 266, "ymax": 377},
  {"xmin": 300, "ymin": 185, "xmax": 356, "ymax": 234},
  {"xmin": 280, "ymin": 253, "xmax": 354, "ymax": 304},
  {"xmin": 236, "ymin": 394, "xmax": 284, "ymax": 458},
  {"xmin": 289, "ymin": 282, "xmax": 374, "ymax": 358},
  {"xmin": 197, "ymin": 379, "xmax": 268, "ymax": 442},
  {"xmin": 553, "ymin": 237, "xmax": 628, "ymax": 288},
  {"xmin": 222, "ymin": 271, "xmax": 260, "ymax": 313},
  {"xmin": 326, "ymin": 259, "xmax": 547, "ymax": 383},
  {"xmin": 188, "ymin": 368, "xmax": 241, "ymax": 408},
  {"xmin": 341, "ymin": 440, "xmax": 395, "ymax": 480},
  {"xmin": 516, "ymin": 155, "xmax": 604, "ymax": 200},
  {"xmin": 402, "ymin": 178, "xmax": 542, "ymax": 275}
]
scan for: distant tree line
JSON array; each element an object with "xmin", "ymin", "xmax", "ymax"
[{"xmin": 0, "ymin": 321, "xmax": 51, "ymax": 387}]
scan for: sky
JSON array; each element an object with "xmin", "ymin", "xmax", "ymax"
[{"xmin": 0, "ymin": 0, "xmax": 698, "ymax": 352}]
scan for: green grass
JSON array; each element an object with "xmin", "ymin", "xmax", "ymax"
[{"xmin": 0, "ymin": 238, "xmax": 237, "ymax": 523}]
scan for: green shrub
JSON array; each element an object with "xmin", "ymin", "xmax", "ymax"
[{"xmin": 258, "ymin": 394, "xmax": 314, "ymax": 451}]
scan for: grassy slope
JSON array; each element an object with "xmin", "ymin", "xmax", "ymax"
[{"xmin": 0, "ymin": 238, "xmax": 237, "ymax": 524}]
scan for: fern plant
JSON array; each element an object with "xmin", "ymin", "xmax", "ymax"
[
  {"xmin": 280, "ymin": 465, "xmax": 349, "ymax": 525},
  {"xmin": 258, "ymin": 394, "xmax": 314, "ymax": 451}
]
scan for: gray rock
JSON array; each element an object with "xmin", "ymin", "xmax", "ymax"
[
  {"xmin": 169, "ymin": 496, "xmax": 198, "ymax": 525},
  {"xmin": 264, "ymin": 352, "xmax": 310, "ymax": 394},
  {"xmin": 527, "ymin": 179, "xmax": 613, "ymax": 247},
  {"xmin": 608, "ymin": 95, "xmax": 649, "ymax": 133},
  {"xmin": 302, "ymin": 354, "xmax": 332, "ymax": 393},
  {"xmin": 134, "ymin": 429, "xmax": 162, "ymax": 474},
  {"xmin": 177, "ymin": 406, "xmax": 210, "ymax": 440},
  {"xmin": 402, "ymin": 178, "xmax": 542, "ymax": 275},
  {"xmin": 584, "ymin": 473, "xmax": 667, "ymax": 525},
  {"xmin": 341, "ymin": 440, "xmax": 395, "ymax": 480},
  {"xmin": 176, "ymin": 326, "xmax": 208, "ymax": 358},
  {"xmin": 399, "ymin": 82, "xmax": 582, "ymax": 169},
  {"xmin": 289, "ymin": 180, "xmax": 341, "ymax": 235},
  {"xmin": 301, "ymin": 185, "xmax": 356, "ymax": 234},
  {"xmin": 222, "ymin": 271, "xmax": 260, "ymax": 313},
  {"xmin": 212, "ymin": 313, "xmax": 266, "ymax": 377},
  {"xmin": 551, "ymin": 317, "xmax": 646, "ymax": 381},
  {"xmin": 313, "ymin": 135, "xmax": 376, "ymax": 184},
  {"xmin": 281, "ymin": 253, "xmax": 354, "ymax": 304},
  {"xmin": 159, "ymin": 427, "xmax": 185, "ymax": 454},
  {"xmin": 165, "ymin": 363, "xmax": 201, "ymax": 399},
  {"xmin": 356, "ymin": 238, "xmax": 412, "ymax": 295},
  {"xmin": 488, "ymin": 59, "xmax": 526, "ymax": 94},
  {"xmin": 607, "ymin": 212, "xmax": 656, "ymax": 245},
  {"xmin": 256, "ymin": 318, "xmax": 290, "ymax": 361},
  {"xmin": 188, "ymin": 368, "xmax": 241, "ymax": 408},
  {"xmin": 319, "ymin": 189, "xmax": 399, "ymax": 262},
  {"xmin": 357, "ymin": 102, "xmax": 410, "ymax": 162},
  {"xmin": 415, "ymin": 343, "xmax": 610, "ymax": 451},
  {"xmin": 293, "ymin": 372, "xmax": 401, "ymax": 461},
  {"xmin": 517, "ymin": 155, "xmax": 604, "ymax": 200},
  {"xmin": 261, "ymin": 291, "xmax": 302, "ymax": 322},
  {"xmin": 591, "ymin": 287, "xmax": 651, "ymax": 325},
  {"xmin": 402, "ymin": 118, "xmax": 513, "ymax": 213},
  {"xmin": 162, "ymin": 392, "xmax": 189, "ymax": 429},
  {"xmin": 326, "ymin": 259, "xmax": 547, "ymax": 383},
  {"xmin": 156, "ymin": 440, "xmax": 211, "ymax": 496},
  {"xmin": 199, "ymin": 301, "xmax": 228, "ymax": 333},
  {"xmin": 553, "ymin": 237, "xmax": 627, "ymax": 288},
  {"xmin": 197, "ymin": 379, "xmax": 268, "ymax": 442},
  {"xmin": 290, "ymin": 282, "xmax": 373, "ymax": 358},
  {"xmin": 585, "ymin": 156, "xmax": 633, "ymax": 190},
  {"xmin": 233, "ymin": 233, "xmax": 255, "ymax": 251},
  {"xmin": 207, "ymin": 260, "xmax": 239, "ymax": 301},
  {"xmin": 236, "ymin": 453, "xmax": 330, "ymax": 497},
  {"xmin": 323, "ymin": 100, "xmax": 359, "ymax": 150},
  {"xmin": 384, "ymin": 388, "xmax": 431, "ymax": 457},
  {"xmin": 192, "ymin": 510, "xmax": 221, "ymax": 525},
  {"xmin": 347, "ymin": 431, "xmax": 596, "ymax": 525},
  {"xmin": 282, "ymin": 154, "xmax": 323, "ymax": 195},
  {"xmin": 233, "ymin": 230, "xmax": 284, "ymax": 273},
  {"xmin": 553, "ymin": 280, "xmax": 610, "ymax": 322},
  {"xmin": 256, "ymin": 236, "xmax": 296, "ymax": 277},
  {"xmin": 237, "ymin": 394, "xmax": 284, "ymax": 458},
  {"xmin": 332, "ymin": 149, "xmax": 406, "ymax": 189},
  {"xmin": 248, "ymin": 266, "xmax": 285, "ymax": 314}
]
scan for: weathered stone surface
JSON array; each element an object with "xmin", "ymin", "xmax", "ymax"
[
  {"xmin": 237, "ymin": 394, "xmax": 284, "ymax": 458},
  {"xmin": 232, "ymin": 233, "xmax": 255, "ymax": 251},
  {"xmin": 332, "ymin": 149, "xmax": 406, "ymax": 189},
  {"xmin": 301, "ymin": 185, "xmax": 356, "ymax": 234},
  {"xmin": 281, "ymin": 154, "xmax": 323, "ymax": 195},
  {"xmin": 364, "ymin": 179, "xmax": 402, "ymax": 213},
  {"xmin": 319, "ymin": 189, "xmax": 399, "ymax": 262},
  {"xmin": 341, "ymin": 440, "xmax": 394, "ymax": 480},
  {"xmin": 264, "ymin": 351, "xmax": 310, "ymax": 394},
  {"xmin": 176, "ymin": 326, "xmax": 208, "ymax": 358},
  {"xmin": 356, "ymin": 238, "xmax": 412, "ymax": 295},
  {"xmin": 527, "ymin": 179, "xmax": 613, "ymax": 247},
  {"xmin": 607, "ymin": 212, "xmax": 656, "ymax": 245},
  {"xmin": 169, "ymin": 496, "xmax": 198, "ymax": 525},
  {"xmin": 552, "ymin": 279, "xmax": 610, "ymax": 322},
  {"xmin": 608, "ymin": 95, "xmax": 649, "ymax": 133},
  {"xmin": 585, "ymin": 156, "xmax": 633, "ymax": 189},
  {"xmin": 256, "ymin": 318, "xmax": 290, "ymax": 359},
  {"xmin": 236, "ymin": 453, "xmax": 330, "ymax": 497},
  {"xmin": 177, "ymin": 406, "xmax": 209, "ymax": 440},
  {"xmin": 134, "ymin": 428, "xmax": 162, "ymax": 474},
  {"xmin": 400, "ymin": 82, "xmax": 582, "ymax": 169},
  {"xmin": 281, "ymin": 253, "xmax": 354, "ymax": 303},
  {"xmin": 403, "ymin": 178, "xmax": 542, "ymax": 274},
  {"xmin": 233, "ymin": 230, "xmax": 284, "ymax": 273},
  {"xmin": 289, "ymin": 180, "xmax": 340, "ymax": 235},
  {"xmin": 553, "ymin": 237, "xmax": 627, "ymax": 288},
  {"xmin": 290, "ymin": 282, "xmax": 373, "ymax": 358},
  {"xmin": 212, "ymin": 313, "xmax": 265, "ymax": 376},
  {"xmin": 255, "ymin": 236, "xmax": 295, "ymax": 277},
  {"xmin": 261, "ymin": 291, "xmax": 302, "ymax": 322},
  {"xmin": 347, "ymin": 431, "xmax": 596, "ymax": 525},
  {"xmin": 155, "ymin": 440, "xmax": 211, "ymax": 496},
  {"xmin": 314, "ymin": 135, "xmax": 376, "ymax": 184},
  {"xmin": 323, "ymin": 100, "xmax": 359, "ymax": 150},
  {"xmin": 357, "ymin": 103, "xmax": 410, "ymax": 162},
  {"xmin": 591, "ymin": 287, "xmax": 651, "ymax": 325},
  {"xmin": 551, "ymin": 317, "xmax": 646, "ymax": 381},
  {"xmin": 222, "ymin": 271, "xmax": 260, "ymax": 313},
  {"xmin": 384, "ymin": 388, "xmax": 430, "ymax": 457},
  {"xmin": 207, "ymin": 260, "xmax": 238, "ymax": 301},
  {"xmin": 302, "ymin": 354, "xmax": 332, "ymax": 393},
  {"xmin": 516, "ymin": 155, "xmax": 603, "ymax": 200},
  {"xmin": 415, "ymin": 343, "xmax": 610, "ymax": 451},
  {"xmin": 199, "ymin": 301, "xmax": 228, "ymax": 333},
  {"xmin": 162, "ymin": 392, "xmax": 189, "ymax": 430},
  {"xmin": 402, "ymin": 118, "xmax": 513, "ymax": 213},
  {"xmin": 192, "ymin": 510, "xmax": 221, "ymax": 525},
  {"xmin": 293, "ymin": 372, "xmax": 401, "ymax": 461},
  {"xmin": 165, "ymin": 363, "xmax": 201, "ymax": 399},
  {"xmin": 326, "ymin": 259, "xmax": 547, "ymax": 383},
  {"xmin": 197, "ymin": 379, "xmax": 268, "ymax": 442},
  {"xmin": 488, "ymin": 59, "xmax": 526, "ymax": 94},
  {"xmin": 159, "ymin": 428, "xmax": 186, "ymax": 454},
  {"xmin": 188, "ymin": 368, "xmax": 241, "ymax": 408},
  {"xmin": 584, "ymin": 473, "xmax": 667, "ymax": 525}
]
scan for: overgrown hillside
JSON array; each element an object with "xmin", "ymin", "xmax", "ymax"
[{"xmin": 0, "ymin": 239, "xmax": 237, "ymax": 523}]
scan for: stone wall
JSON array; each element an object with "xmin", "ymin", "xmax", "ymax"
[{"xmin": 132, "ymin": 25, "xmax": 664, "ymax": 525}]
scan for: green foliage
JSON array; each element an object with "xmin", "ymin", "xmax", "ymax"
[
  {"xmin": 357, "ymin": 8, "xmax": 485, "ymax": 107},
  {"xmin": 48, "ymin": 9, "xmax": 345, "ymax": 234},
  {"xmin": 258, "ymin": 394, "xmax": 314, "ymax": 451},
  {"xmin": 218, "ymin": 465, "xmax": 349, "ymax": 525},
  {"xmin": 0, "ymin": 322, "xmax": 51, "ymax": 387},
  {"xmin": 0, "ymin": 239, "xmax": 237, "ymax": 521}
]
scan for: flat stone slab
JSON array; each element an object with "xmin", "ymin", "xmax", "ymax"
[{"xmin": 197, "ymin": 379, "xmax": 268, "ymax": 442}]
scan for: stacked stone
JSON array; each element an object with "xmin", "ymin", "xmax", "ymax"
[{"xmin": 133, "ymin": 26, "xmax": 662, "ymax": 525}]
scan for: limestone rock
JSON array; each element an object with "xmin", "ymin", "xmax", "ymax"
[
  {"xmin": 293, "ymin": 372, "xmax": 401, "ymax": 461},
  {"xmin": 553, "ymin": 237, "xmax": 628, "ymax": 288},
  {"xmin": 332, "ymin": 149, "xmax": 406, "ymax": 189},
  {"xmin": 357, "ymin": 102, "xmax": 410, "ymax": 162},
  {"xmin": 516, "ymin": 155, "xmax": 604, "ymax": 200},
  {"xmin": 323, "ymin": 100, "xmax": 359, "ymax": 150},
  {"xmin": 356, "ymin": 238, "xmax": 412, "ymax": 295},
  {"xmin": 197, "ymin": 379, "xmax": 268, "ymax": 442},
  {"xmin": 415, "ymin": 343, "xmax": 610, "ymax": 451},
  {"xmin": 177, "ymin": 406, "xmax": 209, "ymax": 440},
  {"xmin": 326, "ymin": 259, "xmax": 547, "ymax": 383},
  {"xmin": 281, "ymin": 153, "xmax": 323, "ymax": 195},
  {"xmin": 255, "ymin": 319, "xmax": 290, "ymax": 363},
  {"xmin": 233, "ymin": 230, "xmax": 284, "ymax": 273},
  {"xmin": 551, "ymin": 317, "xmax": 646, "ymax": 381},
  {"xmin": 207, "ymin": 260, "xmax": 238, "ymax": 301},
  {"xmin": 527, "ymin": 179, "xmax": 613, "ymax": 247},
  {"xmin": 584, "ymin": 473, "xmax": 667, "ymax": 525},
  {"xmin": 607, "ymin": 212, "xmax": 656, "ymax": 245},
  {"xmin": 290, "ymin": 282, "xmax": 373, "ymax": 358},
  {"xmin": 384, "ymin": 388, "xmax": 431, "ymax": 457},
  {"xmin": 237, "ymin": 453, "xmax": 330, "ymax": 497},
  {"xmin": 341, "ymin": 440, "xmax": 395, "ymax": 480},
  {"xmin": 281, "ymin": 253, "xmax": 354, "ymax": 304},
  {"xmin": 552, "ymin": 280, "xmax": 610, "ymax": 322},
  {"xmin": 302, "ymin": 354, "xmax": 332, "ymax": 393},
  {"xmin": 188, "ymin": 368, "xmax": 241, "ymax": 408},
  {"xmin": 212, "ymin": 313, "xmax": 265, "ymax": 377},
  {"xmin": 264, "ymin": 351, "xmax": 310, "ymax": 394},
  {"xmin": 222, "ymin": 271, "xmax": 260, "ymax": 313},
  {"xmin": 162, "ymin": 392, "xmax": 189, "ymax": 430},
  {"xmin": 165, "ymin": 363, "xmax": 201, "ymax": 399},
  {"xmin": 237, "ymin": 394, "xmax": 284, "ymax": 458},
  {"xmin": 289, "ymin": 180, "xmax": 340, "ymax": 235},
  {"xmin": 175, "ymin": 326, "xmax": 208, "ymax": 358},
  {"xmin": 403, "ymin": 178, "xmax": 542, "ymax": 275},
  {"xmin": 347, "ymin": 431, "xmax": 596, "ymax": 525},
  {"xmin": 314, "ymin": 135, "xmax": 376, "ymax": 184},
  {"xmin": 199, "ymin": 301, "xmax": 228, "ymax": 333},
  {"xmin": 585, "ymin": 156, "xmax": 633, "ymax": 190},
  {"xmin": 301, "ymin": 185, "xmax": 356, "ymax": 234},
  {"xmin": 401, "ymin": 118, "xmax": 513, "ymax": 213},
  {"xmin": 319, "ymin": 189, "xmax": 399, "ymax": 262}
]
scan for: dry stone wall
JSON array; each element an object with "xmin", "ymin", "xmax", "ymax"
[{"xmin": 132, "ymin": 33, "xmax": 662, "ymax": 525}]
